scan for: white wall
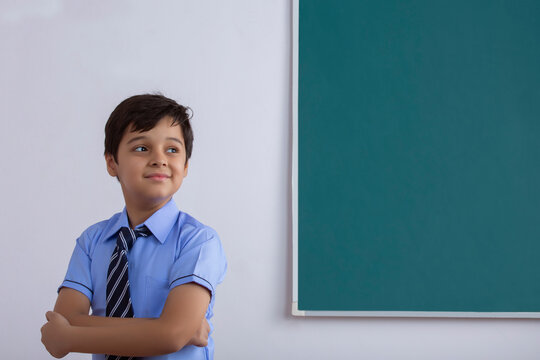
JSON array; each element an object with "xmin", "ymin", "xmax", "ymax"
[{"xmin": 1, "ymin": 1, "xmax": 539, "ymax": 359}]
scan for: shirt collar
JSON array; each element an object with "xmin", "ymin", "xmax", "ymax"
[{"xmin": 103, "ymin": 198, "xmax": 179, "ymax": 244}]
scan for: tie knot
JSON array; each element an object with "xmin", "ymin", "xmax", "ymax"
[
  {"xmin": 117, "ymin": 226, "xmax": 151, "ymax": 251},
  {"xmin": 134, "ymin": 226, "xmax": 151, "ymax": 238}
]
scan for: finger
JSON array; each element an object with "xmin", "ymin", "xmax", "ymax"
[{"xmin": 46, "ymin": 311, "xmax": 62, "ymax": 322}]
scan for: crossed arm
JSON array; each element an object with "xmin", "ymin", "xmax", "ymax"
[{"xmin": 41, "ymin": 283, "xmax": 211, "ymax": 358}]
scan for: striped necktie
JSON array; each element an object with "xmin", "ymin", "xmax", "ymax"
[{"xmin": 106, "ymin": 226, "xmax": 150, "ymax": 360}]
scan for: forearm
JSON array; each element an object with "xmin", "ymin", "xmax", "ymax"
[
  {"xmin": 67, "ymin": 313, "xmax": 152, "ymax": 327},
  {"xmin": 67, "ymin": 318, "xmax": 188, "ymax": 357},
  {"xmin": 47, "ymin": 285, "xmax": 209, "ymax": 356},
  {"xmin": 53, "ymin": 289, "xmax": 154, "ymax": 328},
  {"xmin": 67, "ymin": 314, "xmax": 204, "ymax": 348}
]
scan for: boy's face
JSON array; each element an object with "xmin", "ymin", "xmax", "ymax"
[{"xmin": 105, "ymin": 116, "xmax": 188, "ymax": 210}]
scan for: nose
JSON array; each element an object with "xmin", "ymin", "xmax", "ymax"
[{"xmin": 150, "ymin": 158, "xmax": 167, "ymax": 167}]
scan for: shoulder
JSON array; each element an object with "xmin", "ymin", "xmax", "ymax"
[
  {"xmin": 178, "ymin": 212, "xmax": 219, "ymax": 241},
  {"xmin": 171, "ymin": 212, "xmax": 222, "ymax": 252},
  {"xmin": 76, "ymin": 212, "xmax": 123, "ymax": 254}
]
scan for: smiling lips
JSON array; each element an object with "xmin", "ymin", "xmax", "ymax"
[{"xmin": 145, "ymin": 173, "xmax": 170, "ymax": 181}]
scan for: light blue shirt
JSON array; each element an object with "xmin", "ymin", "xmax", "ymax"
[{"xmin": 59, "ymin": 199, "xmax": 227, "ymax": 360}]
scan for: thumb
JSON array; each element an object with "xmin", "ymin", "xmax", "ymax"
[{"xmin": 45, "ymin": 311, "xmax": 56, "ymax": 321}]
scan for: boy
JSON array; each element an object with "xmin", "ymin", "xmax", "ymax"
[{"xmin": 41, "ymin": 94, "xmax": 227, "ymax": 360}]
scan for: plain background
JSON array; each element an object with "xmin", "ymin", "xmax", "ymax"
[{"xmin": 1, "ymin": 1, "xmax": 540, "ymax": 359}]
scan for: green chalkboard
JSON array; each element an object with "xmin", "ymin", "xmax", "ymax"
[{"xmin": 293, "ymin": 0, "xmax": 540, "ymax": 316}]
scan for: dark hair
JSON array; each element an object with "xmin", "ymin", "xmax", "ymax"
[{"xmin": 104, "ymin": 93, "xmax": 193, "ymax": 163}]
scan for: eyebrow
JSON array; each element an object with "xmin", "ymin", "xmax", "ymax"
[
  {"xmin": 167, "ymin": 137, "xmax": 184, "ymax": 146},
  {"xmin": 126, "ymin": 136, "xmax": 147, "ymax": 144},
  {"xmin": 126, "ymin": 136, "xmax": 184, "ymax": 146}
]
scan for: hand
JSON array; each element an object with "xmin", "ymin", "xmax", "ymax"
[
  {"xmin": 41, "ymin": 311, "xmax": 72, "ymax": 358},
  {"xmin": 187, "ymin": 318, "xmax": 210, "ymax": 347}
]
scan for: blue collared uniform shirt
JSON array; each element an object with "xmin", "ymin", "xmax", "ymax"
[{"xmin": 59, "ymin": 199, "xmax": 227, "ymax": 360}]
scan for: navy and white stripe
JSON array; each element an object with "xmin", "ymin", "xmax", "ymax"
[{"xmin": 105, "ymin": 226, "xmax": 150, "ymax": 360}]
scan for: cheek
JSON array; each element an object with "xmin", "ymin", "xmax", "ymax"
[
  {"xmin": 118, "ymin": 161, "xmax": 143, "ymax": 180},
  {"xmin": 172, "ymin": 168, "xmax": 186, "ymax": 182},
  {"xmin": 171, "ymin": 161, "xmax": 186, "ymax": 173}
]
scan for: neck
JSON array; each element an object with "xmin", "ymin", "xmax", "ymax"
[{"xmin": 124, "ymin": 197, "xmax": 172, "ymax": 228}]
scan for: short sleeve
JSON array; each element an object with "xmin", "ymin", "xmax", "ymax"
[
  {"xmin": 58, "ymin": 235, "xmax": 94, "ymax": 302},
  {"xmin": 168, "ymin": 228, "xmax": 227, "ymax": 298}
]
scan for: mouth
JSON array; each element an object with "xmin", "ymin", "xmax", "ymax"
[{"xmin": 145, "ymin": 173, "xmax": 170, "ymax": 180}]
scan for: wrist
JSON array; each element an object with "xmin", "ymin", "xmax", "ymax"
[{"xmin": 65, "ymin": 325, "xmax": 80, "ymax": 353}]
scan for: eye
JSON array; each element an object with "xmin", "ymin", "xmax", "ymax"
[
  {"xmin": 166, "ymin": 147, "xmax": 178, "ymax": 153},
  {"xmin": 134, "ymin": 146, "xmax": 147, "ymax": 152}
]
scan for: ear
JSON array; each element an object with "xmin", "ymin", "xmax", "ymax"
[
  {"xmin": 105, "ymin": 153, "xmax": 118, "ymax": 177},
  {"xmin": 183, "ymin": 160, "xmax": 189, "ymax": 177}
]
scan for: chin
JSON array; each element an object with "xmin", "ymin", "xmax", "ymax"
[
  {"xmin": 140, "ymin": 191, "xmax": 173, "ymax": 203},
  {"xmin": 151, "ymin": 193, "xmax": 174, "ymax": 202}
]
